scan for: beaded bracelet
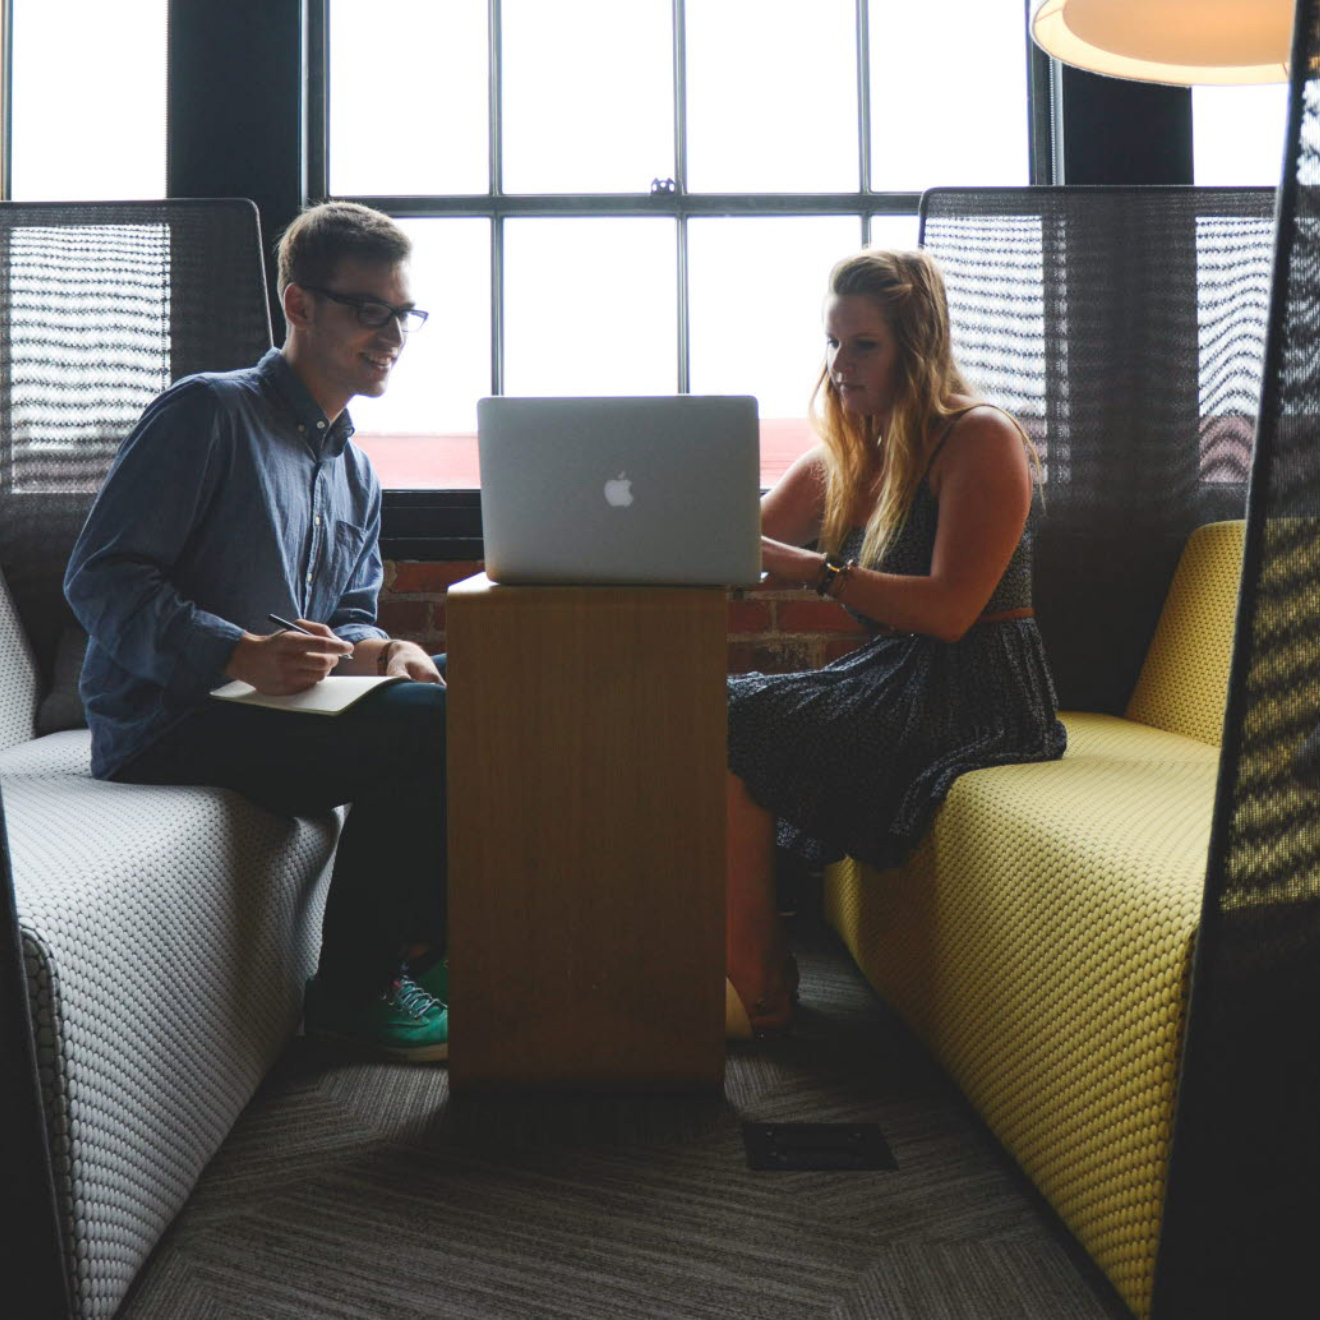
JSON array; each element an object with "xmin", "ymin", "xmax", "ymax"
[
  {"xmin": 815, "ymin": 554, "xmax": 842, "ymax": 595},
  {"xmin": 833, "ymin": 558, "xmax": 858, "ymax": 598},
  {"xmin": 816, "ymin": 556, "xmax": 859, "ymax": 599}
]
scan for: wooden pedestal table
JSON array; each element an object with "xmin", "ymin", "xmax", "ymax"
[{"xmin": 445, "ymin": 574, "xmax": 727, "ymax": 1091}]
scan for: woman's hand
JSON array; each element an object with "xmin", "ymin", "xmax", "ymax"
[{"xmin": 760, "ymin": 537, "xmax": 826, "ymax": 591}]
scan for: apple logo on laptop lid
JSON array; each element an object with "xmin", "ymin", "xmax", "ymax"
[{"xmin": 604, "ymin": 472, "xmax": 633, "ymax": 507}]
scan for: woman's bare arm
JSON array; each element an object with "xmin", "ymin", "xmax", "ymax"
[
  {"xmin": 759, "ymin": 443, "xmax": 829, "ymax": 546},
  {"xmin": 760, "ymin": 408, "xmax": 1032, "ymax": 641}
]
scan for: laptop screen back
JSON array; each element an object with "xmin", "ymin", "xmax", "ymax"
[{"xmin": 477, "ymin": 395, "xmax": 762, "ymax": 587}]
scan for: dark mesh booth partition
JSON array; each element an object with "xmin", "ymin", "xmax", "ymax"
[
  {"xmin": 1152, "ymin": 4, "xmax": 1320, "ymax": 1314},
  {"xmin": 0, "ymin": 200, "xmax": 274, "ymax": 716},
  {"xmin": 919, "ymin": 187, "xmax": 1275, "ymax": 715}
]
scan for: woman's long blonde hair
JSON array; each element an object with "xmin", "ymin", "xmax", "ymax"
[{"xmin": 814, "ymin": 249, "xmax": 975, "ymax": 568}]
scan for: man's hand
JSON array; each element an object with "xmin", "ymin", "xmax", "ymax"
[
  {"xmin": 376, "ymin": 639, "xmax": 445, "ymax": 685},
  {"xmin": 225, "ymin": 621, "xmax": 354, "ymax": 695}
]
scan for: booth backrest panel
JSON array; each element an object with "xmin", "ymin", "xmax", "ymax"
[
  {"xmin": 0, "ymin": 570, "xmax": 38, "ymax": 751},
  {"xmin": 919, "ymin": 187, "xmax": 1274, "ymax": 717},
  {"xmin": 1125, "ymin": 520, "xmax": 1245, "ymax": 747},
  {"xmin": 0, "ymin": 199, "xmax": 273, "ymax": 725}
]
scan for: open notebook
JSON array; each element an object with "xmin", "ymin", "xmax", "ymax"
[{"xmin": 209, "ymin": 674, "xmax": 403, "ymax": 715}]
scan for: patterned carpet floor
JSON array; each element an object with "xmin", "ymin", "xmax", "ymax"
[{"xmin": 117, "ymin": 922, "xmax": 1133, "ymax": 1319}]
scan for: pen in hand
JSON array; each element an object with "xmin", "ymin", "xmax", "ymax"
[
  {"xmin": 268, "ymin": 613, "xmax": 352, "ymax": 665},
  {"xmin": 268, "ymin": 613, "xmax": 315, "ymax": 636}
]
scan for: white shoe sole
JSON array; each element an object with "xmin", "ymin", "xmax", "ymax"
[{"xmin": 307, "ymin": 1027, "xmax": 449, "ymax": 1064}]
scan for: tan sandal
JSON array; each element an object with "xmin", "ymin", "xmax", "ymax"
[
  {"xmin": 725, "ymin": 978, "xmax": 754, "ymax": 1040},
  {"xmin": 725, "ymin": 968, "xmax": 796, "ymax": 1040}
]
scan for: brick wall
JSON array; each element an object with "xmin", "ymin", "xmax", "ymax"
[{"xmin": 379, "ymin": 562, "xmax": 869, "ymax": 674}]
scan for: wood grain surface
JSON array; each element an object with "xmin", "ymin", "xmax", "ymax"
[{"xmin": 446, "ymin": 574, "xmax": 727, "ymax": 1090}]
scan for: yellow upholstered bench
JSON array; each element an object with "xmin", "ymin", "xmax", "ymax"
[{"xmin": 823, "ymin": 519, "xmax": 1244, "ymax": 1320}]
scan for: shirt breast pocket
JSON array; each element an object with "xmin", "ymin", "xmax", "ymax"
[{"xmin": 329, "ymin": 519, "xmax": 372, "ymax": 581}]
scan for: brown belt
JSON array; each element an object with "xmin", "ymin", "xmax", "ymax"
[
  {"xmin": 867, "ymin": 606, "xmax": 1035, "ymax": 636},
  {"xmin": 975, "ymin": 607, "xmax": 1035, "ymax": 626}
]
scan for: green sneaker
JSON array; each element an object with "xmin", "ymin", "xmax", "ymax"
[
  {"xmin": 409, "ymin": 954, "xmax": 449, "ymax": 1004},
  {"xmin": 304, "ymin": 973, "xmax": 448, "ymax": 1063}
]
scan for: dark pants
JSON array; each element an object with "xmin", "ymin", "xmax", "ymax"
[{"xmin": 116, "ymin": 658, "xmax": 448, "ymax": 995}]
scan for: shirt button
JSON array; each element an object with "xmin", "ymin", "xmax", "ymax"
[
  {"xmin": 314, "ymin": 516, "xmax": 322, "ymax": 526},
  {"xmin": 306, "ymin": 573, "xmax": 313, "ymax": 583},
  {"xmin": 297, "ymin": 424, "xmax": 305, "ymax": 434},
  {"xmin": 316, "ymin": 420, "xmax": 326, "ymax": 429}
]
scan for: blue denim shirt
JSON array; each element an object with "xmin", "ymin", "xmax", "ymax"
[{"xmin": 65, "ymin": 348, "xmax": 389, "ymax": 779}]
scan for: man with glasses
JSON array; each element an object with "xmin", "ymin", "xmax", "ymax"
[{"xmin": 65, "ymin": 202, "xmax": 451, "ymax": 1062}]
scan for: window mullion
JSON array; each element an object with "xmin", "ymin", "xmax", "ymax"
[
  {"xmin": 673, "ymin": 0, "xmax": 688, "ymax": 193},
  {"xmin": 305, "ymin": 0, "xmax": 328, "ymax": 202},
  {"xmin": 346, "ymin": 192, "xmax": 918, "ymax": 219},
  {"xmin": 856, "ymin": 0, "xmax": 872, "ymax": 223},
  {"xmin": 488, "ymin": 0, "xmax": 503, "ymax": 197},
  {"xmin": 489, "ymin": 0, "xmax": 504, "ymax": 394},
  {"xmin": 1, "ymin": 0, "xmax": 12, "ymax": 199},
  {"xmin": 673, "ymin": 0, "xmax": 689, "ymax": 393},
  {"xmin": 677, "ymin": 214, "xmax": 689, "ymax": 393},
  {"xmin": 491, "ymin": 214, "xmax": 504, "ymax": 396},
  {"xmin": 1025, "ymin": 0, "xmax": 1057, "ymax": 184}
]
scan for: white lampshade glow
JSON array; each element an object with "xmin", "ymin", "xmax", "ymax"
[{"xmin": 1031, "ymin": 0, "xmax": 1295, "ymax": 85}]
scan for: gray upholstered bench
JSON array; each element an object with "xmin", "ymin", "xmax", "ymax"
[{"xmin": 0, "ymin": 567, "xmax": 340, "ymax": 1320}]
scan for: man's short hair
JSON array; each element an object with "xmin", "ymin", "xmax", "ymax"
[{"xmin": 276, "ymin": 202, "xmax": 411, "ymax": 297}]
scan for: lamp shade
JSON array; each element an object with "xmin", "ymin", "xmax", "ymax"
[{"xmin": 1031, "ymin": 0, "xmax": 1294, "ymax": 85}]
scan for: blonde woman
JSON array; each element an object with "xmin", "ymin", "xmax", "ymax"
[{"xmin": 725, "ymin": 249, "xmax": 1066, "ymax": 1037}]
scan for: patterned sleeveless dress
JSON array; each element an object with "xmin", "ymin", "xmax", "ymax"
[{"xmin": 727, "ymin": 430, "xmax": 1067, "ymax": 869}]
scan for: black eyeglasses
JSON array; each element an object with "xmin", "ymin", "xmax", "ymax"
[{"xmin": 302, "ymin": 286, "xmax": 429, "ymax": 333}]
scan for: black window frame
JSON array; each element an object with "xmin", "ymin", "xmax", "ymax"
[
  {"xmin": 309, "ymin": 0, "xmax": 1053, "ymax": 559},
  {"xmin": 1, "ymin": 2, "xmax": 1195, "ymax": 559}
]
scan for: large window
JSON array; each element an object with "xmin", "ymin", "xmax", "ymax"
[
  {"xmin": 1193, "ymin": 83, "xmax": 1291, "ymax": 187},
  {"xmin": 322, "ymin": 0, "xmax": 1034, "ymax": 489},
  {"xmin": 7, "ymin": 0, "xmax": 167, "ymax": 201}
]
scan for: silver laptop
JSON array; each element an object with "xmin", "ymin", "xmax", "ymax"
[{"xmin": 477, "ymin": 395, "xmax": 762, "ymax": 587}]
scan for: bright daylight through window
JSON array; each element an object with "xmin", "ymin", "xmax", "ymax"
[
  {"xmin": 5, "ymin": 3, "xmax": 1289, "ymax": 493},
  {"xmin": 1192, "ymin": 83, "xmax": 1290, "ymax": 185},
  {"xmin": 328, "ymin": 0, "xmax": 1030, "ymax": 489},
  {"xmin": 9, "ymin": 0, "xmax": 167, "ymax": 201}
]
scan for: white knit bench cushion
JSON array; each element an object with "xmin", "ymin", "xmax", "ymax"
[
  {"xmin": 2, "ymin": 731, "xmax": 339, "ymax": 1320},
  {"xmin": 0, "ymin": 569, "xmax": 39, "ymax": 751}
]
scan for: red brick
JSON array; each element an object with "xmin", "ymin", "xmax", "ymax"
[
  {"xmin": 727, "ymin": 599, "xmax": 773, "ymax": 634},
  {"xmin": 376, "ymin": 599, "xmax": 433, "ymax": 642},
  {"xmin": 823, "ymin": 638, "xmax": 867, "ymax": 663},
  {"xmin": 387, "ymin": 560, "xmax": 484, "ymax": 595},
  {"xmin": 776, "ymin": 600, "xmax": 868, "ymax": 635},
  {"xmin": 741, "ymin": 638, "xmax": 818, "ymax": 674},
  {"xmin": 726, "ymin": 642, "xmax": 757, "ymax": 674}
]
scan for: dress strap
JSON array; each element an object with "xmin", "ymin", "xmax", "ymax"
[
  {"xmin": 920, "ymin": 401, "xmax": 1028, "ymax": 483},
  {"xmin": 920, "ymin": 405, "xmax": 981, "ymax": 480}
]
